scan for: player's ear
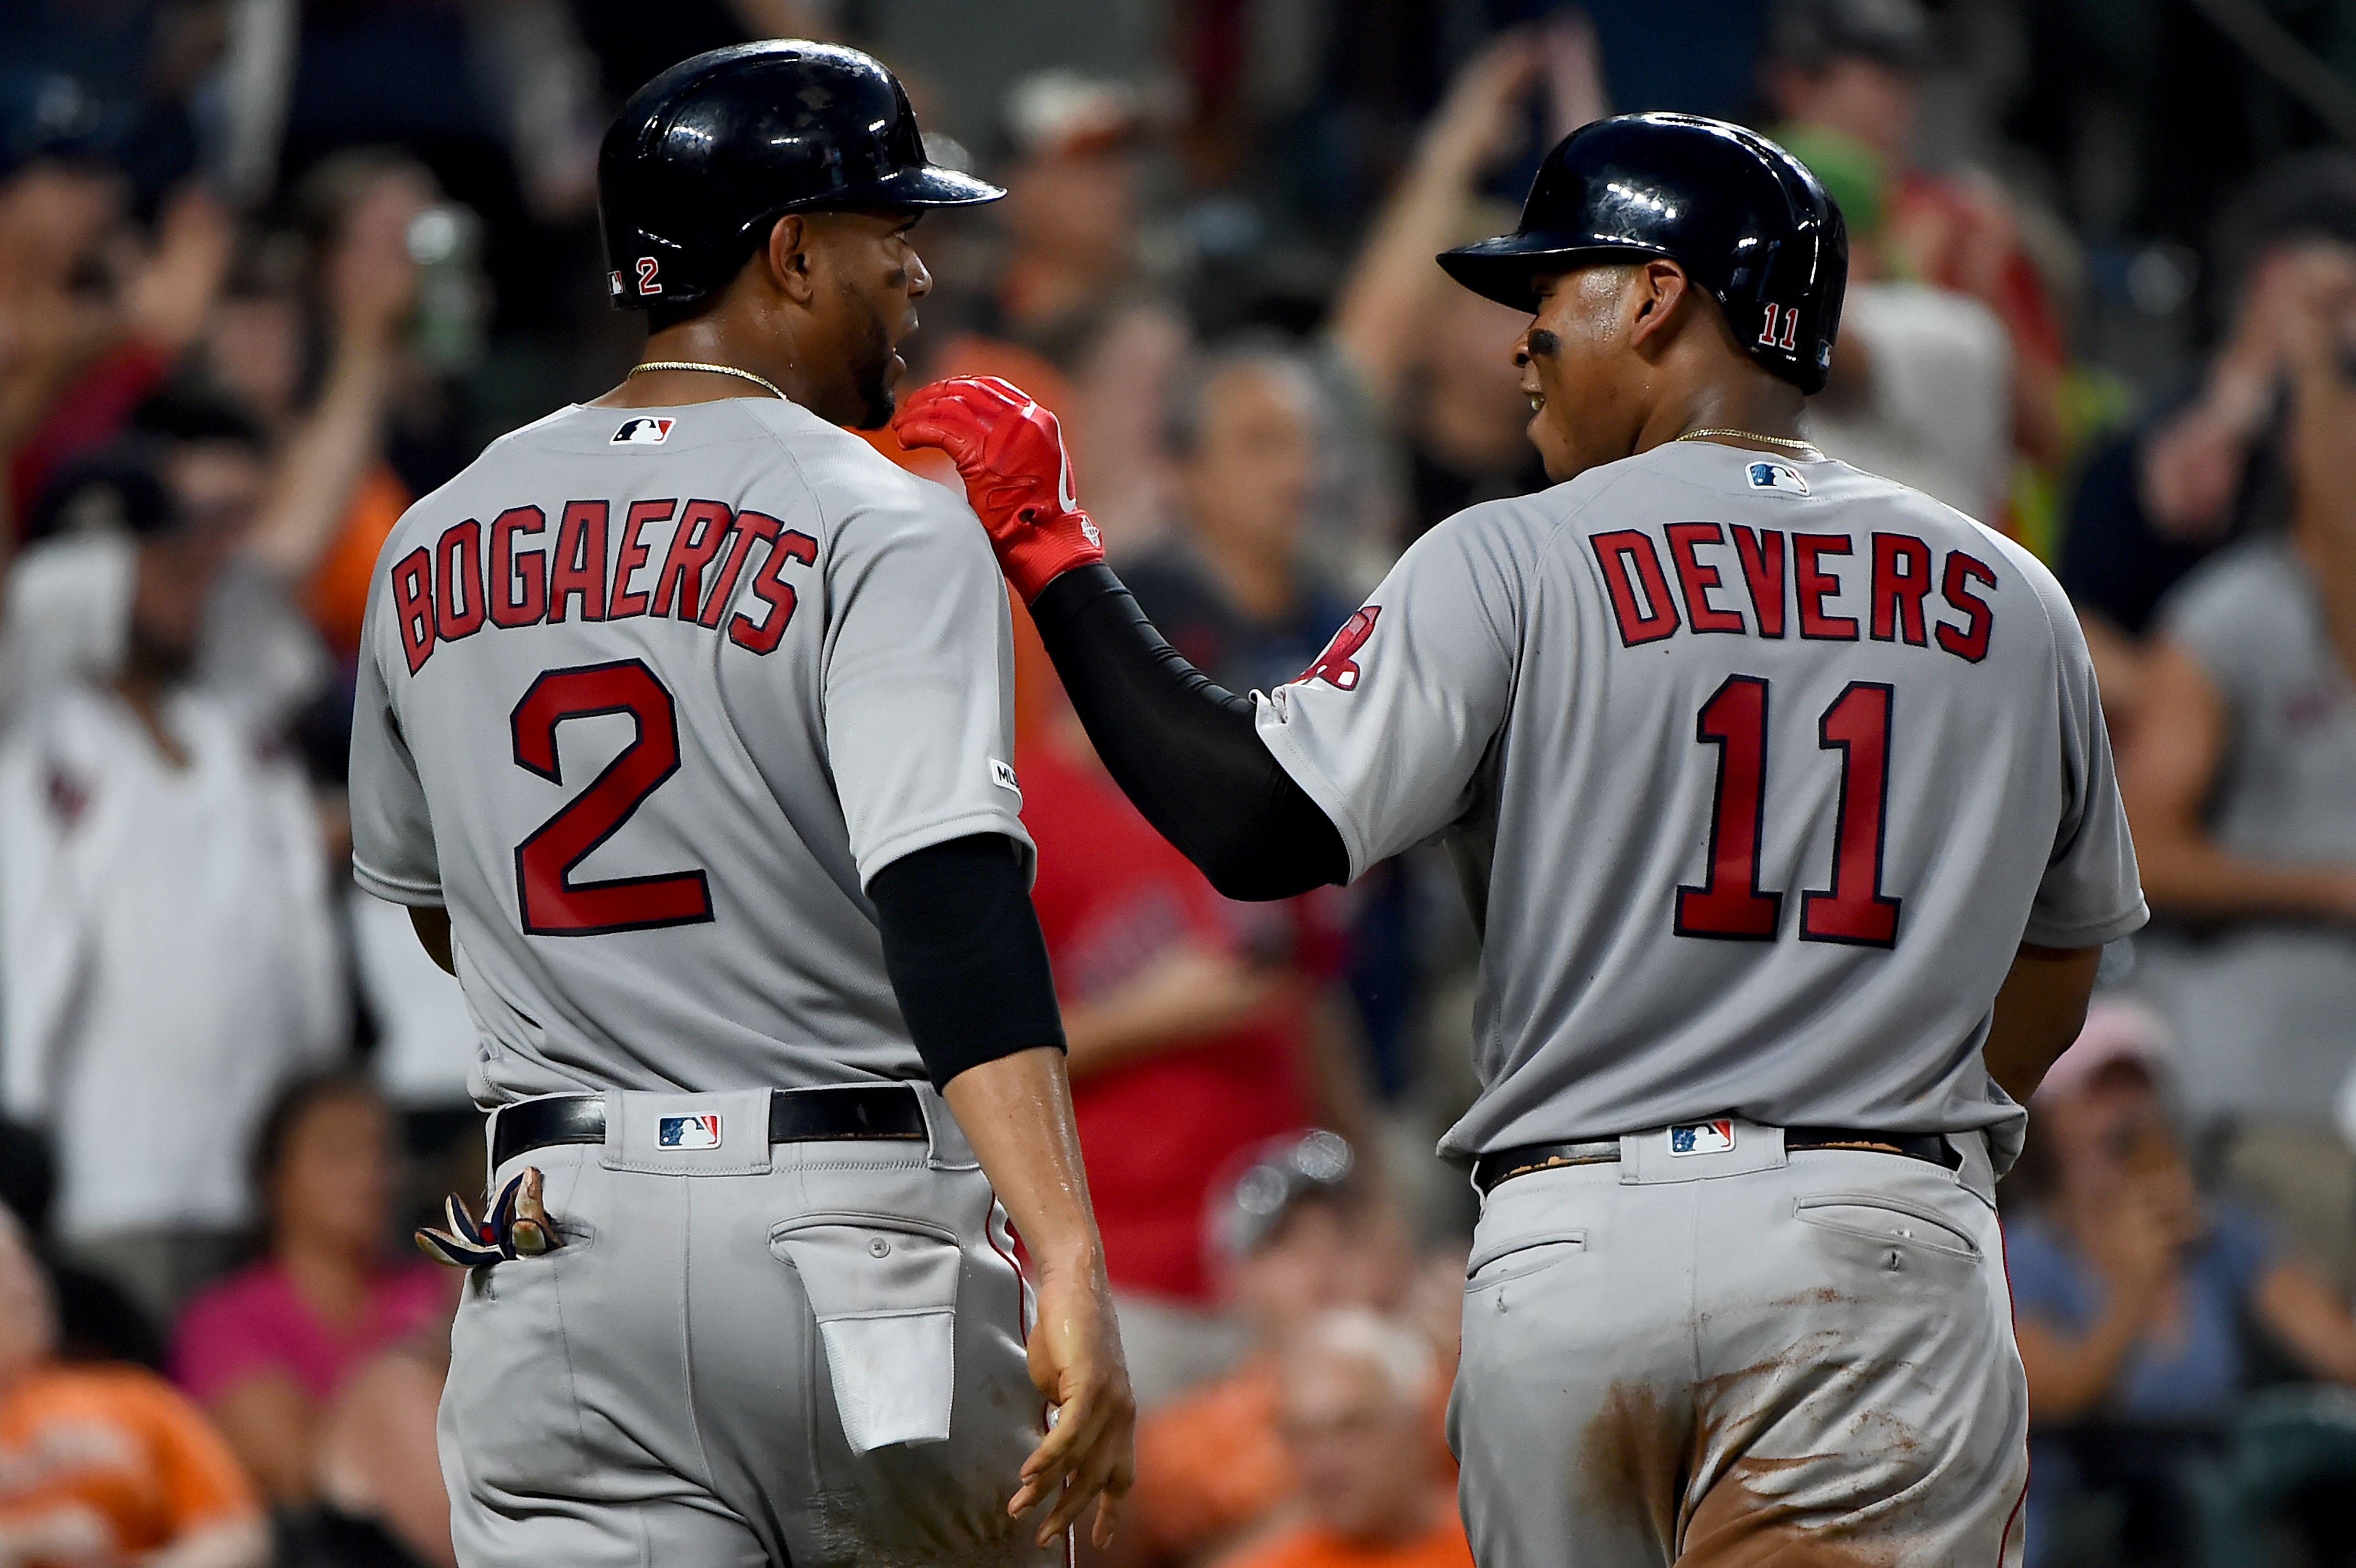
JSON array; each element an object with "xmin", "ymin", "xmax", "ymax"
[
  {"xmin": 1625, "ymin": 259, "xmax": 1691, "ymax": 353},
  {"xmin": 764, "ymin": 214, "xmax": 818, "ymax": 305}
]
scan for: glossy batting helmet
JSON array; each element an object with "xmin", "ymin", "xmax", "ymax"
[
  {"xmin": 1440, "ymin": 113, "xmax": 1847, "ymax": 394},
  {"xmin": 598, "ymin": 41, "xmax": 1003, "ymax": 311}
]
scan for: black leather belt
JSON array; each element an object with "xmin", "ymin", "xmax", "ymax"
[
  {"xmin": 491, "ymin": 1085, "xmax": 927, "ymax": 1172},
  {"xmin": 1472, "ymin": 1125, "xmax": 1961, "ymax": 1196}
]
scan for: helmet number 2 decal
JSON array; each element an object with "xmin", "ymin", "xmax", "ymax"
[
  {"xmin": 1756, "ymin": 304, "xmax": 1800, "ymax": 351},
  {"xmin": 637, "ymin": 257, "xmax": 663, "ymax": 296}
]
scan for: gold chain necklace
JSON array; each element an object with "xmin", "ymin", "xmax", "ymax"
[
  {"xmin": 1673, "ymin": 426, "xmax": 1823, "ymax": 457},
  {"xmin": 626, "ymin": 360, "xmax": 787, "ymax": 401}
]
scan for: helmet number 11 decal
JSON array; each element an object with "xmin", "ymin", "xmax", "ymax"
[{"xmin": 1756, "ymin": 304, "xmax": 1800, "ymax": 351}]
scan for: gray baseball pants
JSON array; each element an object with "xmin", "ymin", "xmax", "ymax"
[
  {"xmin": 437, "ymin": 1086, "xmax": 1062, "ymax": 1568},
  {"xmin": 1449, "ymin": 1123, "xmax": 2028, "ymax": 1566}
]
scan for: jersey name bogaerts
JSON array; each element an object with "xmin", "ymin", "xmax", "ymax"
[
  {"xmin": 1256, "ymin": 441, "xmax": 2146, "ymax": 1158},
  {"xmin": 349, "ymin": 398, "xmax": 1027, "ymax": 1103}
]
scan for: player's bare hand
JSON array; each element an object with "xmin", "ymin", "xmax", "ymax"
[
  {"xmin": 1008, "ymin": 1256, "xmax": 1135, "ymax": 1548},
  {"xmin": 892, "ymin": 376, "xmax": 1105, "ymax": 603}
]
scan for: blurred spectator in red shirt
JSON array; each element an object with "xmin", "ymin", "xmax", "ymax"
[
  {"xmin": 0, "ymin": 71, "xmax": 230, "ymax": 542},
  {"xmin": 1021, "ymin": 699, "xmax": 1371, "ymax": 1404},
  {"xmin": 172, "ymin": 1074, "xmax": 450, "ymax": 1506},
  {"xmin": 0, "ymin": 1205, "xmax": 267, "ymax": 1568},
  {"xmin": 1212, "ymin": 1309, "xmax": 1468, "ymax": 1568},
  {"xmin": 1117, "ymin": 1134, "xmax": 1412, "ymax": 1568}
]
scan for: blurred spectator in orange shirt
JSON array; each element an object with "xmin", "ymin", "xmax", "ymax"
[
  {"xmin": 1119, "ymin": 1133, "xmax": 1410, "ymax": 1568},
  {"xmin": 0, "ymin": 1206, "xmax": 267, "ymax": 1568},
  {"xmin": 1212, "ymin": 1310, "xmax": 1468, "ymax": 1568}
]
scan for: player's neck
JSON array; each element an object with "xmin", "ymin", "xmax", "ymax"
[
  {"xmin": 603, "ymin": 316, "xmax": 821, "ymax": 416},
  {"xmin": 1630, "ymin": 361, "xmax": 1808, "ymax": 459}
]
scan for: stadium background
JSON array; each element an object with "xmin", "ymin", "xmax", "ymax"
[{"xmin": 4, "ymin": 1, "xmax": 2356, "ymax": 1564}]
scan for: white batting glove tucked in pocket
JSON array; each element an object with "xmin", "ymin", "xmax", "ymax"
[{"xmin": 771, "ymin": 1213, "xmax": 962, "ymax": 1453}]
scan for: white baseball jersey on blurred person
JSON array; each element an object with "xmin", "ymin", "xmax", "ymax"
[
  {"xmin": 347, "ymin": 396, "xmax": 1030, "ymax": 1106},
  {"xmin": 1255, "ymin": 439, "xmax": 2147, "ymax": 1162}
]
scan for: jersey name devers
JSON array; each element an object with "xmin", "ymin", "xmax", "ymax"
[
  {"xmin": 1588, "ymin": 523, "xmax": 1998, "ymax": 664},
  {"xmin": 387, "ymin": 499, "xmax": 819, "ymax": 673}
]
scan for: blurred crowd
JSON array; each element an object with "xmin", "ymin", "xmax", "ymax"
[{"xmin": 0, "ymin": 0, "xmax": 2355, "ymax": 1565}]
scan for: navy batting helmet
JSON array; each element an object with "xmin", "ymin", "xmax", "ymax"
[
  {"xmin": 598, "ymin": 42, "xmax": 1003, "ymax": 311},
  {"xmin": 1440, "ymin": 113, "xmax": 1847, "ymax": 394}
]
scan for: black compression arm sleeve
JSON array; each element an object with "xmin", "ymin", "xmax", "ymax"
[
  {"xmin": 1027, "ymin": 564, "xmax": 1348, "ymax": 901},
  {"xmin": 869, "ymin": 834, "xmax": 1065, "ymax": 1090}
]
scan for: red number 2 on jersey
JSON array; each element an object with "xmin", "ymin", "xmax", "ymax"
[
  {"xmin": 510, "ymin": 659, "xmax": 715, "ymax": 935},
  {"xmin": 1675, "ymin": 675, "xmax": 1902, "ymax": 947}
]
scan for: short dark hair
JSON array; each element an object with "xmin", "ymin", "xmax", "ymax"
[
  {"xmin": 1163, "ymin": 334, "xmax": 1319, "ymax": 458},
  {"xmin": 248, "ymin": 1071, "xmax": 383, "ymax": 1234},
  {"xmin": 1767, "ymin": 0, "xmax": 1931, "ymax": 73}
]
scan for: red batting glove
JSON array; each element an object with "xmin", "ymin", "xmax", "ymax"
[{"xmin": 893, "ymin": 375, "xmax": 1104, "ymax": 603}]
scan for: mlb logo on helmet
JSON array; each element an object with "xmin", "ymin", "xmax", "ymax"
[
  {"xmin": 612, "ymin": 417, "xmax": 675, "ymax": 446},
  {"xmin": 659, "ymin": 1114, "xmax": 722, "ymax": 1150},
  {"xmin": 1747, "ymin": 461, "xmax": 1809, "ymax": 497},
  {"xmin": 1668, "ymin": 1119, "xmax": 1736, "ymax": 1156}
]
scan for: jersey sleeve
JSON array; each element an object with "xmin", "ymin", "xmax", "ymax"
[
  {"xmin": 2018, "ymin": 547, "xmax": 2148, "ymax": 948},
  {"xmin": 347, "ymin": 571, "xmax": 443, "ymax": 907},
  {"xmin": 821, "ymin": 475, "xmax": 1032, "ymax": 889},
  {"xmin": 1251, "ymin": 507, "xmax": 1523, "ymax": 882}
]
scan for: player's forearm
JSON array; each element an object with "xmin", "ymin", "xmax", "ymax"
[
  {"xmin": 1982, "ymin": 942, "xmax": 2101, "ymax": 1104},
  {"xmin": 1027, "ymin": 565, "xmax": 1348, "ymax": 901},
  {"xmin": 941, "ymin": 1045, "xmax": 1105, "ymax": 1274}
]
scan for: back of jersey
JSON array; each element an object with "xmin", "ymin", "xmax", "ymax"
[
  {"xmin": 1254, "ymin": 441, "xmax": 2145, "ymax": 1157},
  {"xmin": 349, "ymin": 399, "xmax": 1027, "ymax": 1102}
]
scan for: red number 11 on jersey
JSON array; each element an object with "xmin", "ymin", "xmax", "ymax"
[{"xmin": 1675, "ymin": 675, "xmax": 1902, "ymax": 948}]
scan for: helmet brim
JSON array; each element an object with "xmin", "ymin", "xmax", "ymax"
[
  {"xmin": 1437, "ymin": 233, "xmax": 1672, "ymax": 313},
  {"xmin": 820, "ymin": 165, "xmax": 1007, "ymax": 210}
]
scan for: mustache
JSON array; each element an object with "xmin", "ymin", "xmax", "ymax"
[{"xmin": 1515, "ymin": 328, "xmax": 1560, "ymax": 367}]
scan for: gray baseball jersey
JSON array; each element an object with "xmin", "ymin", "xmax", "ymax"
[
  {"xmin": 1254, "ymin": 440, "xmax": 2146, "ymax": 1159},
  {"xmin": 349, "ymin": 396, "xmax": 1030, "ymax": 1105}
]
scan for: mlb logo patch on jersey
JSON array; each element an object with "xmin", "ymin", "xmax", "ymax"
[
  {"xmin": 1668, "ymin": 1119, "xmax": 1736, "ymax": 1156},
  {"xmin": 612, "ymin": 416, "xmax": 675, "ymax": 446},
  {"xmin": 658, "ymin": 1114, "xmax": 722, "ymax": 1150},
  {"xmin": 1747, "ymin": 460, "xmax": 1810, "ymax": 497}
]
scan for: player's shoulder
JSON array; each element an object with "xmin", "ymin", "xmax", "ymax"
[{"xmin": 734, "ymin": 403, "xmax": 965, "ymax": 526}]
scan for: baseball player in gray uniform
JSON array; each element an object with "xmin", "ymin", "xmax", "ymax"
[
  {"xmin": 346, "ymin": 44, "xmax": 1133, "ymax": 1568},
  {"xmin": 897, "ymin": 114, "xmax": 2144, "ymax": 1565}
]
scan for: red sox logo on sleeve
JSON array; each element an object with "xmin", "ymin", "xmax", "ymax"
[{"xmin": 1299, "ymin": 606, "xmax": 1381, "ymax": 690}]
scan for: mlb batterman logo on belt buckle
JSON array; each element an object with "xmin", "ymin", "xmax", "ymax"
[
  {"xmin": 659, "ymin": 1114, "xmax": 722, "ymax": 1150},
  {"xmin": 1669, "ymin": 1119, "xmax": 1736, "ymax": 1156}
]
